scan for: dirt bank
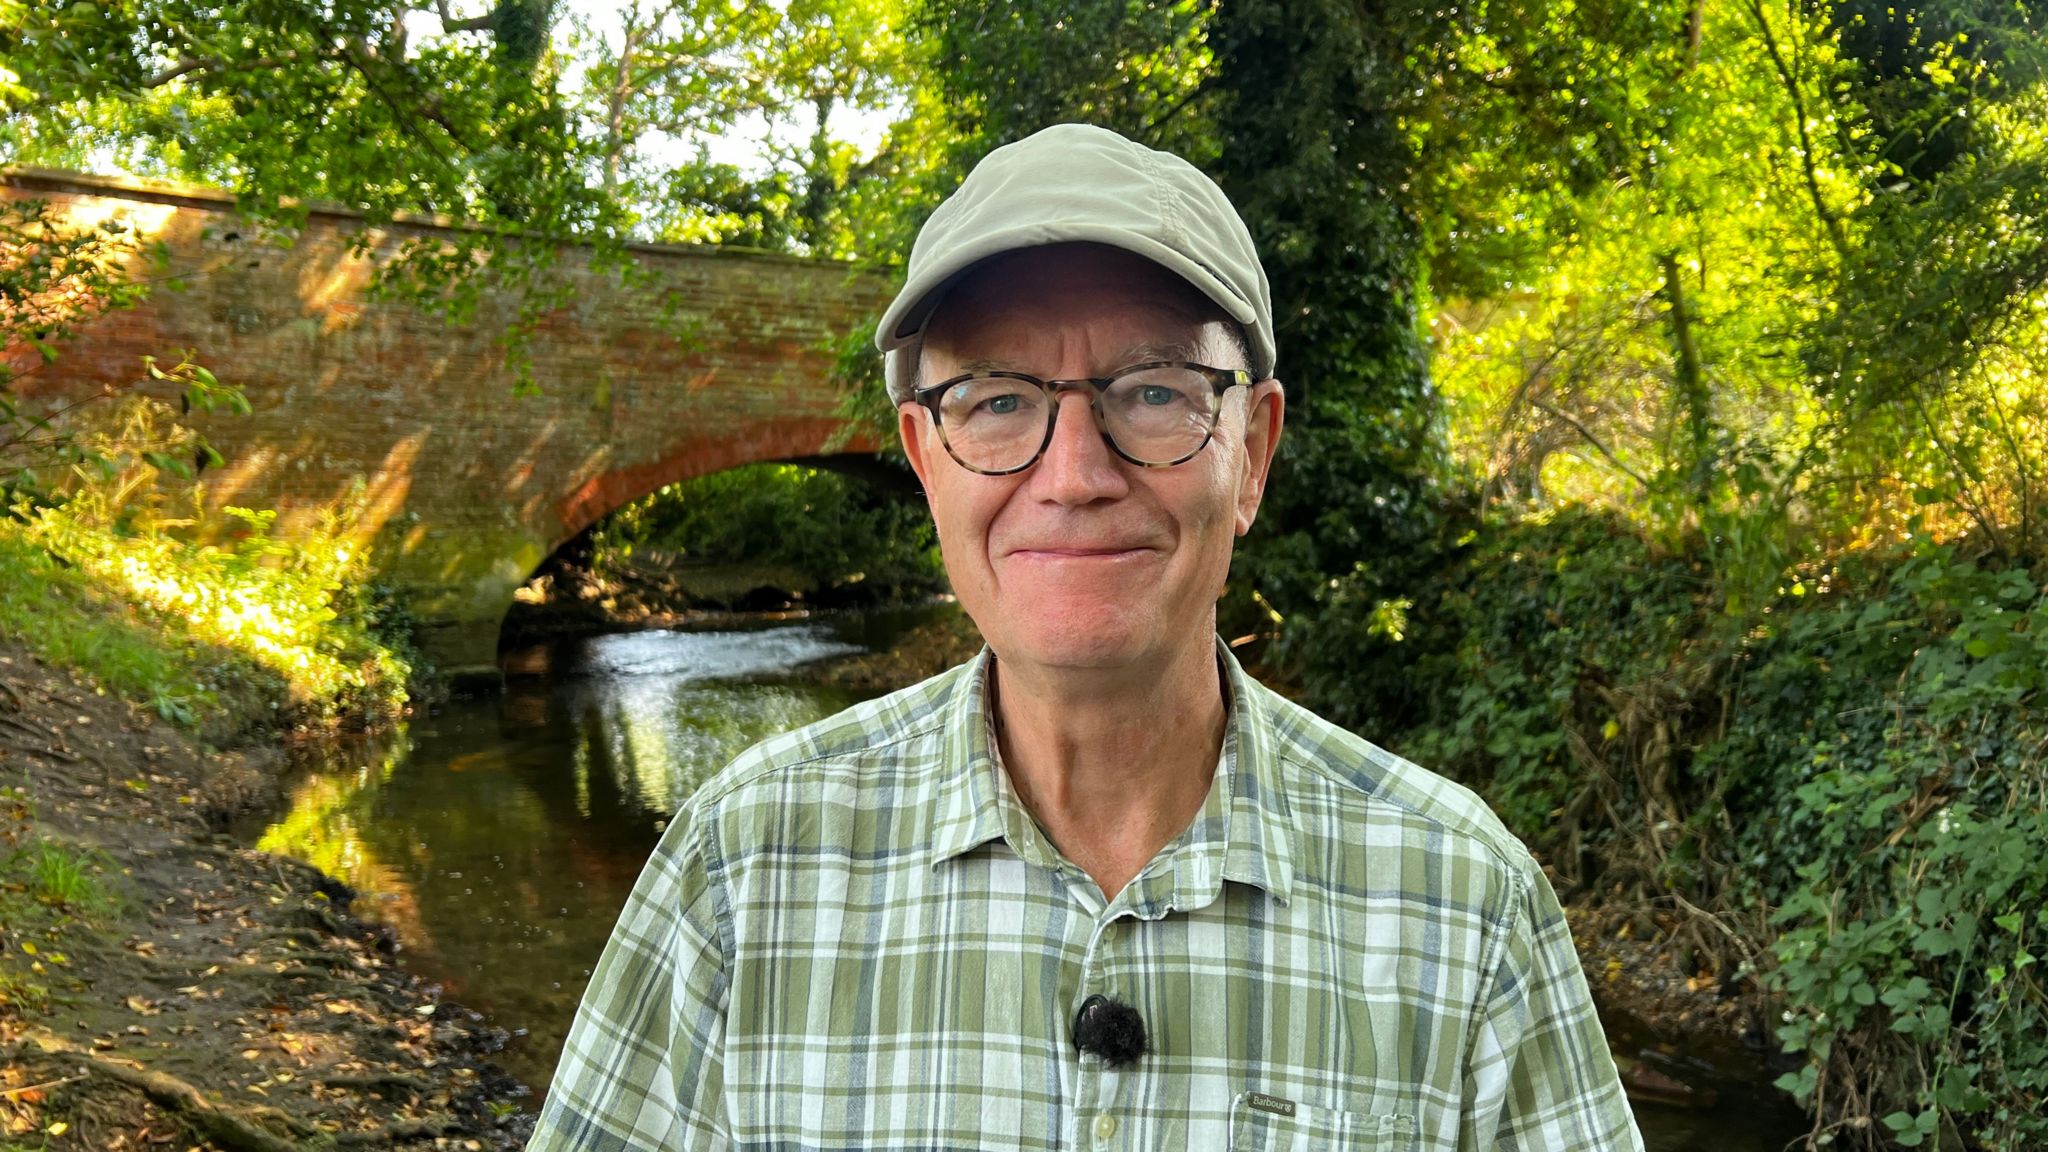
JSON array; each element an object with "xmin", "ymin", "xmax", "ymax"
[{"xmin": 0, "ymin": 641, "xmax": 531, "ymax": 1152}]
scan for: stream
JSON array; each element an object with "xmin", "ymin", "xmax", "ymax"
[{"xmin": 242, "ymin": 612, "xmax": 1810, "ymax": 1149}]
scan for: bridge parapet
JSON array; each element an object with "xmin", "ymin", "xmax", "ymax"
[{"xmin": 3, "ymin": 168, "xmax": 890, "ymax": 682}]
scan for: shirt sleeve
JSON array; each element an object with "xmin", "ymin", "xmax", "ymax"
[
  {"xmin": 526, "ymin": 810, "xmax": 732, "ymax": 1152},
  {"xmin": 1459, "ymin": 861, "xmax": 1644, "ymax": 1151}
]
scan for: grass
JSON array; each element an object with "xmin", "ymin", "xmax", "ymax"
[
  {"xmin": 0, "ymin": 526, "xmax": 208, "ymax": 717},
  {"xmin": 0, "ymin": 505, "xmax": 411, "ymax": 734},
  {"xmin": 0, "ymin": 789, "xmax": 114, "ymax": 1017},
  {"xmin": 14, "ymin": 839, "xmax": 115, "ymax": 918}
]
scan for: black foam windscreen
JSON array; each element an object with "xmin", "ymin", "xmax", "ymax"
[{"xmin": 1072, "ymin": 993, "xmax": 1147, "ymax": 1069}]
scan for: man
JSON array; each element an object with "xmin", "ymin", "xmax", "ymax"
[{"xmin": 529, "ymin": 123, "xmax": 1644, "ymax": 1150}]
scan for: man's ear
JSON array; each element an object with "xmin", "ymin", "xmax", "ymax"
[
  {"xmin": 899, "ymin": 402, "xmax": 939, "ymax": 498},
  {"xmin": 1234, "ymin": 380, "xmax": 1286, "ymax": 536}
]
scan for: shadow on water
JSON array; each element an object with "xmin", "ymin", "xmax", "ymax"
[
  {"xmin": 1602, "ymin": 1010, "xmax": 1812, "ymax": 1152},
  {"xmin": 241, "ymin": 609, "xmax": 1811, "ymax": 1147}
]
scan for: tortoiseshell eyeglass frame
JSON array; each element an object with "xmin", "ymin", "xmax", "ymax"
[{"xmin": 910, "ymin": 361, "xmax": 1254, "ymax": 476}]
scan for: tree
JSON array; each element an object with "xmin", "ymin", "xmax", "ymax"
[
  {"xmin": 3, "ymin": 0, "xmax": 597, "ymax": 231},
  {"xmin": 574, "ymin": 0, "xmax": 923, "ymax": 257}
]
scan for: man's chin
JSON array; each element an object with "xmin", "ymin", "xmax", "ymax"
[{"xmin": 979, "ymin": 607, "xmax": 1161, "ymax": 674}]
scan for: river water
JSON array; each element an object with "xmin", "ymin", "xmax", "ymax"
[{"xmin": 244, "ymin": 614, "xmax": 1809, "ymax": 1149}]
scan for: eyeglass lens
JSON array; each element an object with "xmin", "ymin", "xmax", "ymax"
[{"xmin": 936, "ymin": 365, "xmax": 1220, "ymax": 472}]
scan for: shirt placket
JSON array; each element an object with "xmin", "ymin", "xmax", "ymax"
[{"xmin": 1071, "ymin": 909, "xmax": 1132, "ymax": 1151}]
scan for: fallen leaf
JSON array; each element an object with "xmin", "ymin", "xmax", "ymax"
[{"xmin": 127, "ymin": 995, "xmax": 162, "ymax": 1015}]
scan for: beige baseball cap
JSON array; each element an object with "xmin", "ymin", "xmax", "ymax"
[{"xmin": 875, "ymin": 123, "xmax": 1275, "ymax": 404}]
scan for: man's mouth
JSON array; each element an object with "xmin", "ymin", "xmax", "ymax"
[{"xmin": 1006, "ymin": 544, "xmax": 1156, "ymax": 559}]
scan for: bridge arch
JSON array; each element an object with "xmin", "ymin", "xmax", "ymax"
[{"xmin": 4, "ymin": 168, "xmax": 891, "ymax": 682}]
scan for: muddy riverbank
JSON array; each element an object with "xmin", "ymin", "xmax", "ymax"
[{"xmin": 0, "ymin": 641, "xmax": 531, "ymax": 1152}]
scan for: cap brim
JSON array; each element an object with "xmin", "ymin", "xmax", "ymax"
[{"xmin": 876, "ymin": 224, "xmax": 1260, "ymax": 355}]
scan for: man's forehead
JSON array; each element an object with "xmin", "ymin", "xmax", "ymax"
[{"xmin": 924, "ymin": 245, "xmax": 1231, "ymax": 364}]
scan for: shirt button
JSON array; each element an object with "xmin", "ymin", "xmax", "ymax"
[
  {"xmin": 1099, "ymin": 920, "xmax": 1119, "ymax": 944},
  {"xmin": 1093, "ymin": 1114, "xmax": 1117, "ymax": 1141}
]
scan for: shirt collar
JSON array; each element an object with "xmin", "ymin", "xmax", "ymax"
[
  {"xmin": 928, "ymin": 640, "xmax": 1297, "ymax": 906},
  {"xmin": 1159, "ymin": 639, "xmax": 1296, "ymax": 907},
  {"xmin": 927, "ymin": 648, "xmax": 1018, "ymax": 865}
]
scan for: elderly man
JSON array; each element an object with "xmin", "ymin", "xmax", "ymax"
[{"xmin": 529, "ymin": 124, "xmax": 1644, "ymax": 1151}]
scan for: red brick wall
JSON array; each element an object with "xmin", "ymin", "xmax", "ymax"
[{"xmin": 3, "ymin": 169, "xmax": 892, "ymax": 677}]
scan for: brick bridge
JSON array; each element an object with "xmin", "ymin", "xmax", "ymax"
[{"xmin": 4, "ymin": 169, "xmax": 890, "ymax": 682}]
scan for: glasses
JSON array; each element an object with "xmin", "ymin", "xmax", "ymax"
[{"xmin": 912, "ymin": 361, "xmax": 1253, "ymax": 476}]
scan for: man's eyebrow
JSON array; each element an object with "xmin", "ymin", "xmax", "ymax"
[
  {"xmin": 1118, "ymin": 340, "xmax": 1203, "ymax": 364},
  {"xmin": 955, "ymin": 357, "xmax": 1018, "ymax": 373}
]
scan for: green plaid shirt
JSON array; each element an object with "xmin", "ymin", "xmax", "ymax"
[{"xmin": 529, "ymin": 644, "xmax": 1643, "ymax": 1151}]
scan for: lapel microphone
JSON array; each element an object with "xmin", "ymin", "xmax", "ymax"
[{"xmin": 1072, "ymin": 994, "xmax": 1147, "ymax": 1068}]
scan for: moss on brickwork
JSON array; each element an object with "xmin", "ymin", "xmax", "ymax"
[{"xmin": 381, "ymin": 523, "xmax": 551, "ymax": 673}]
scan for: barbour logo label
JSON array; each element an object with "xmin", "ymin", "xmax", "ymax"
[{"xmin": 1246, "ymin": 1093, "xmax": 1296, "ymax": 1117}]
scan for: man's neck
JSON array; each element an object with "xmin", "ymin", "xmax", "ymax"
[{"xmin": 990, "ymin": 636, "xmax": 1228, "ymax": 902}]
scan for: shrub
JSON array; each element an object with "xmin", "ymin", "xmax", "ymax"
[
  {"xmin": 1, "ymin": 480, "xmax": 412, "ymax": 732},
  {"xmin": 1705, "ymin": 545, "xmax": 2048, "ymax": 1149},
  {"xmin": 1293, "ymin": 515, "xmax": 2048, "ymax": 1148},
  {"xmin": 1291, "ymin": 509, "xmax": 1722, "ymax": 880}
]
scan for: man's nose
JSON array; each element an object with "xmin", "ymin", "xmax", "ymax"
[{"xmin": 1032, "ymin": 389, "xmax": 1129, "ymax": 505}]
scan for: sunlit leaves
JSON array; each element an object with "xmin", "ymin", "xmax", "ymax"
[{"xmin": 575, "ymin": 0, "xmax": 921, "ymax": 257}]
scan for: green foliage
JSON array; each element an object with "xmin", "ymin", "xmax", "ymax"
[
  {"xmin": 1699, "ymin": 545, "xmax": 2048, "ymax": 1148},
  {"xmin": 1353, "ymin": 513, "xmax": 2048, "ymax": 1147},
  {"xmin": 593, "ymin": 463, "xmax": 943, "ymax": 600},
  {"xmin": 0, "ymin": 522, "xmax": 238, "ymax": 726},
  {"xmin": 915, "ymin": 0, "xmax": 1221, "ymax": 162},
  {"xmin": 12, "ymin": 839, "xmax": 115, "ymax": 917},
  {"xmin": 1319, "ymin": 510, "xmax": 1726, "ymax": 887},
  {"xmin": 21, "ymin": 487, "xmax": 413, "ymax": 728},
  {"xmin": 2, "ymin": 0, "xmax": 600, "ymax": 231},
  {"xmin": 579, "ymin": 0, "xmax": 924, "ymax": 258},
  {"xmin": 1203, "ymin": 0, "xmax": 1449, "ymax": 636},
  {"xmin": 0, "ymin": 480, "xmax": 413, "ymax": 735}
]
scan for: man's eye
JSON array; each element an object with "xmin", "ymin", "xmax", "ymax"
[
  {"xmin": 1138, "ymin": 386, "xmax": 1179, "ymax": 406},
  {"xmin": 984, "ymin": 394, "xmax": 1023, "ymax": 415}
]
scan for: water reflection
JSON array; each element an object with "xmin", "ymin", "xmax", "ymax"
[{"xmin": 248, "ymin": 622, "xmax": 865, "ymax": 1090}]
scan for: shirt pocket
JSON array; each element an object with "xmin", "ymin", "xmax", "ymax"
[{"xmin": 1226, "ymin": 1091, "xmax": 1417, "ymax": 1152}]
